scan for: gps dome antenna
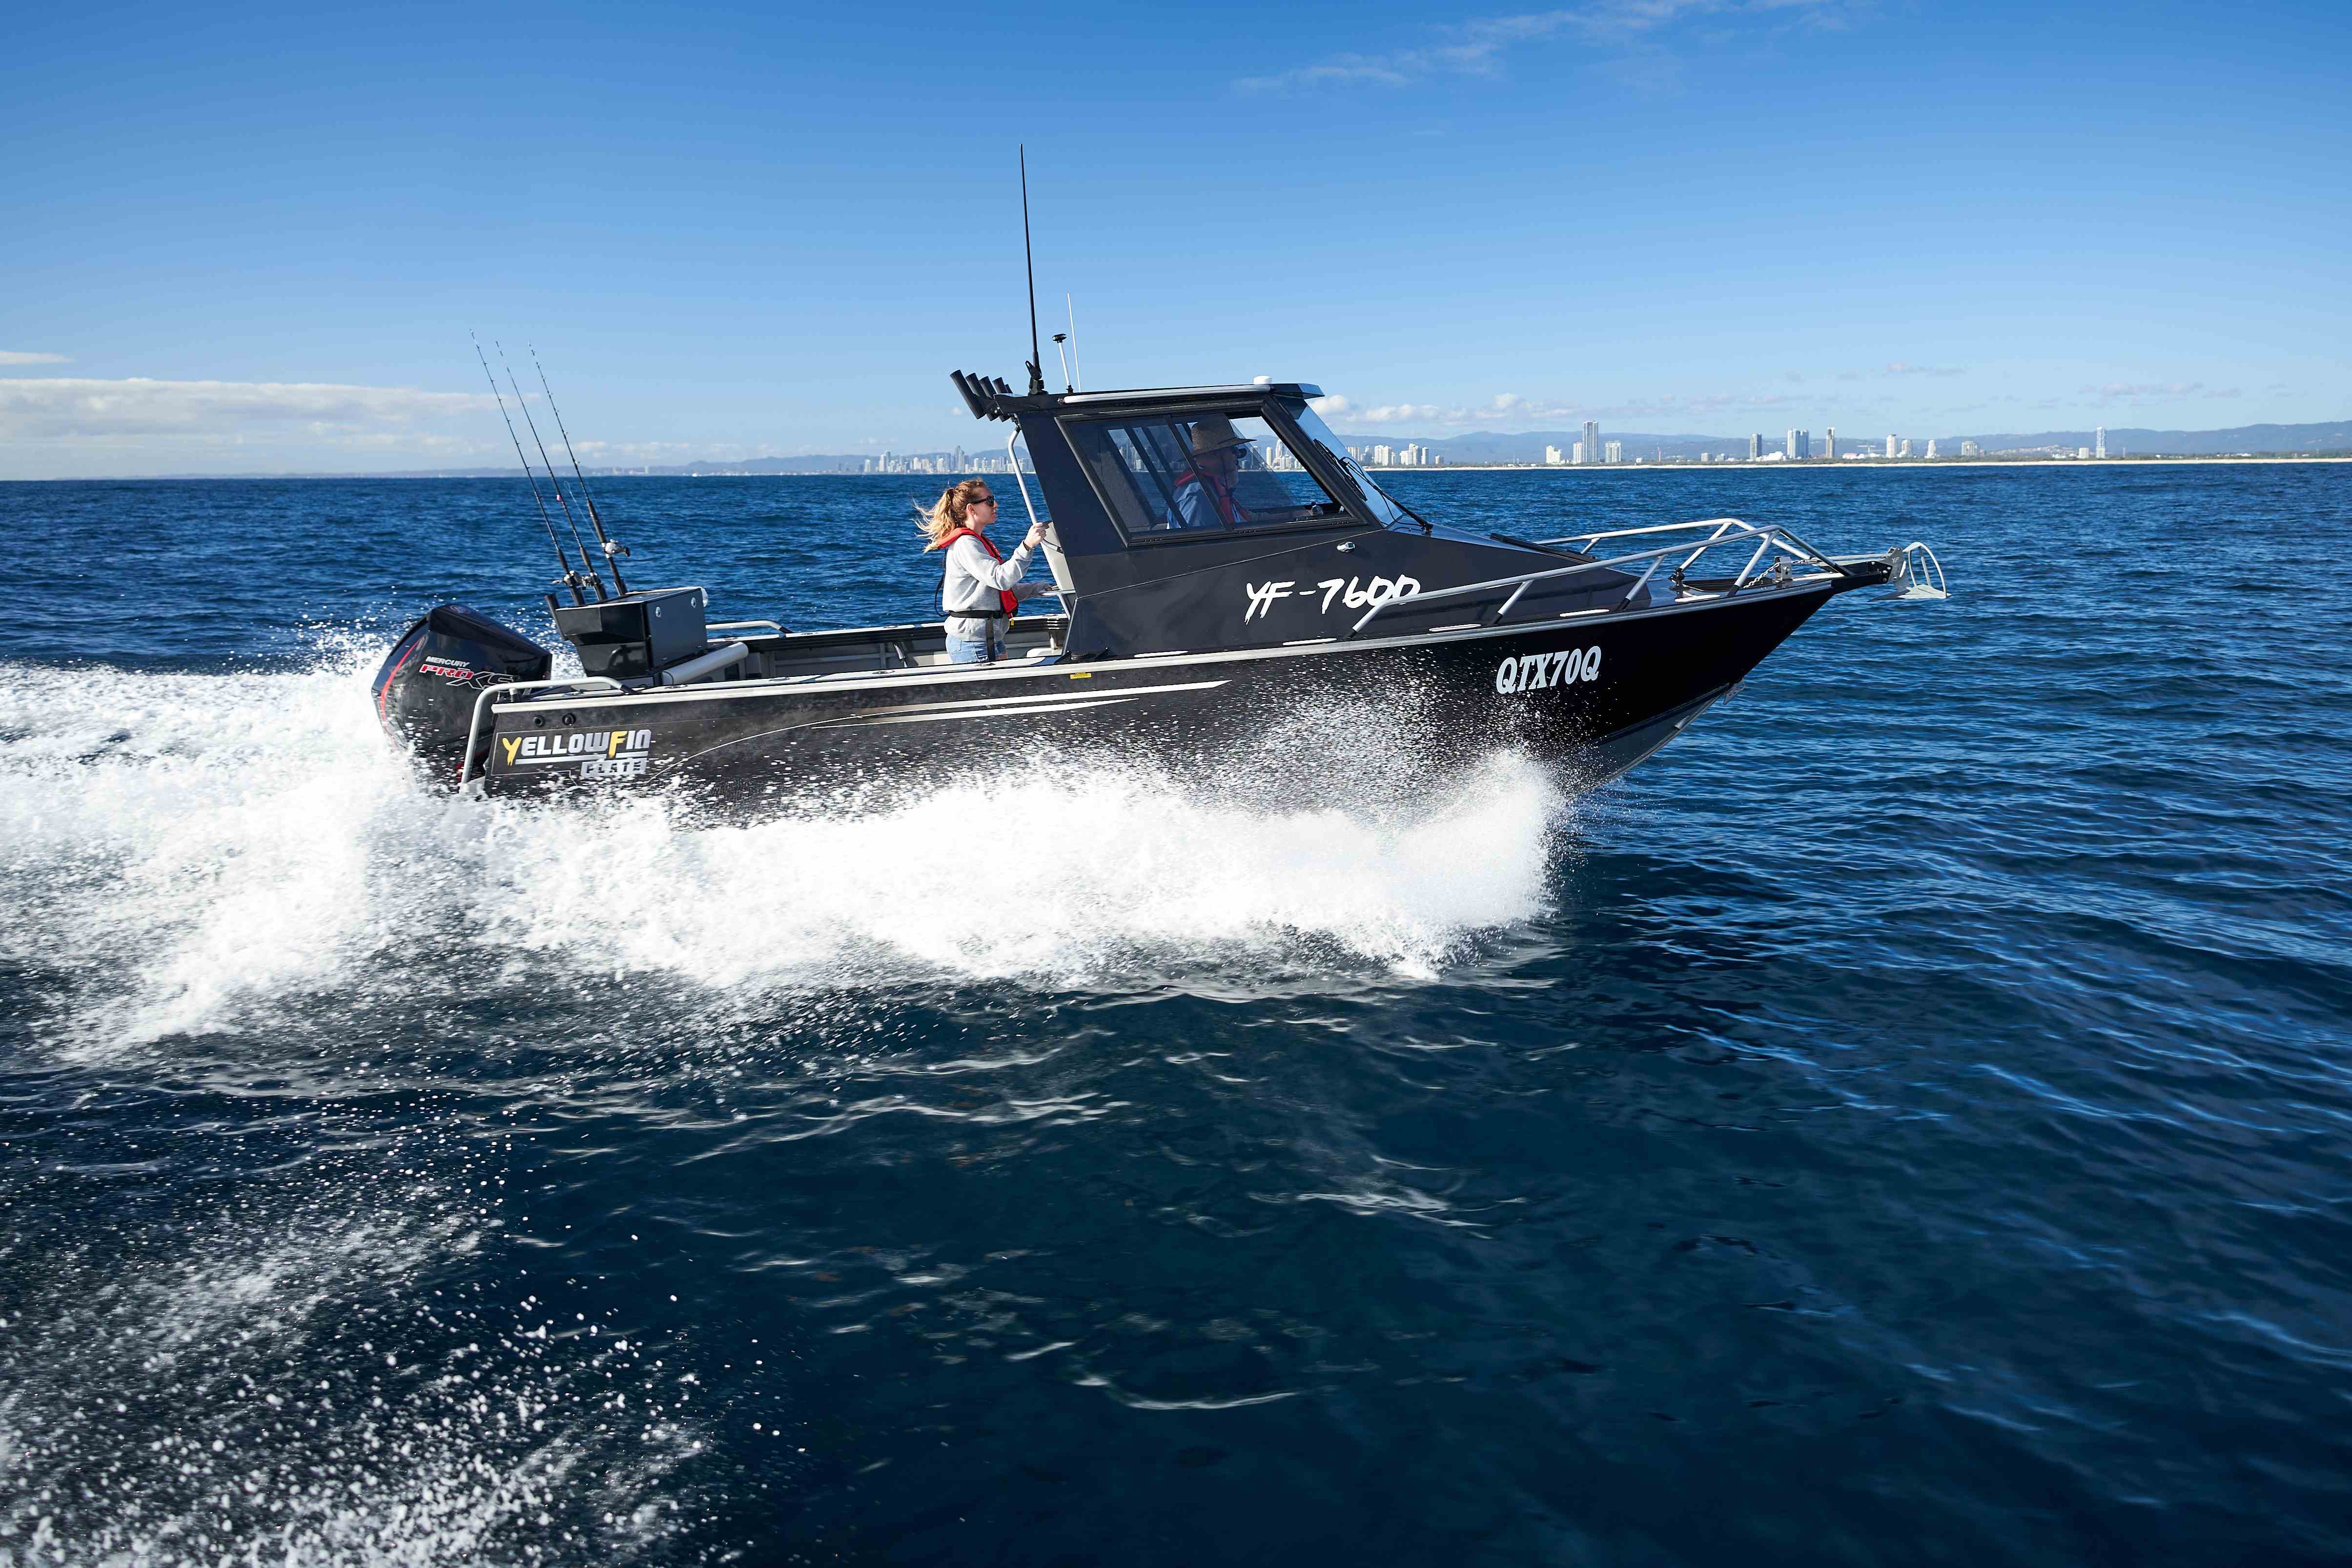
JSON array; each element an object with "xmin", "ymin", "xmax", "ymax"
[
  {"xmin": 499, "ymin": 341, "xmax": 608, "ymax": 601},
  {"xmin": 531, "ymin": 346, "xmax": 631, "ymax": 596},
  {"xmin": 475, "ymin": 333, "xmax": 586, "ymax": 605},
  {"xmin": 1020, "ymin": 146, "xmax": 1044, "ymax": 397}
]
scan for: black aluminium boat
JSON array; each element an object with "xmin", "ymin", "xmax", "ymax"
[{"xmin": 372, "ymin": 374, "xmax": 1948, "ymax": 801}]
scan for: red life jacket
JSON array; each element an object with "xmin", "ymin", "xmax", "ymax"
[{"xmin": 929, "ymin": 527, "xmax": 1019, "ymax": 617}]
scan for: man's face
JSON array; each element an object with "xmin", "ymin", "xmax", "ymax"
[{"xmin": 1202, "ymin": 445, "xmax": 1241, "ymax": 481}]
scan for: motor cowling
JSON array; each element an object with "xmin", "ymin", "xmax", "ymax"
[{"xmin": 372, "ymin": 605, "xmax": 552, "ymax": 777}]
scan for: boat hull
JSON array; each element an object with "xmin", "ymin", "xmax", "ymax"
[{"xmin": 477, "ymin": 583, "xmax": 1838, "ymax": 804}]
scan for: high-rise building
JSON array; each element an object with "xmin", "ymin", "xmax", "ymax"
[
  {"xmin": 1823, "ymin": 427, "xmax": 1837, "ymax": 461},
  {"xmin": 1787, "ymin": 429, "xmax": 1809, "ymax": 460},
  {"xmin": 1925, "ymin": 439, "xmax": 1939, "ymax": 459},
  {"xmin": 1571, "ymin": 441, "xmax": 1586, "ymax": 465},
  {"xmin": 1885, "ymin": 434, "xmax": 1897, "ymax": 459},
  {"xmin": 1372, "ymin": 444, "xmax": 1392, "ymax": 466},
  {"xmin": 2077, "ymin": 447, "xmax": 2092, "ymax": 459},
  {"xmin": 1960, "ymin": 440, "xmax": 1981, "ymax": 457},
  {"xmin": 1898, "ymin": 439, "xmax": 1912, "ymax": 459},
  {"xmin": 2094, "ymin": 426, "xmax": 2107, "ymax": 459},
  {"xmin": 1749, "ymin": 433, "xmax": 1763, "ymax": 460},
  {"xmin": 1582, "ymin": 421, "xmax": 1600, "ymax": 466},
  {"xmin": 1603, "ymin": 440, "xmax": 1623, "ymax": 464},
  {"xmin": 1545, "ymin": 445, "xmax": 1564, "ymax": 466}
]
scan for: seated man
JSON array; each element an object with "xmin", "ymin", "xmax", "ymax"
[{"xmin": 1170, "ymin": 415, "xmax": 1257, "ymax": 530}]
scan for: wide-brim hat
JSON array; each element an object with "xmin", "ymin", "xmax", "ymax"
[{"xmin": 1188, "ymin": 414, "xmax": 1252, "ymax": 456}]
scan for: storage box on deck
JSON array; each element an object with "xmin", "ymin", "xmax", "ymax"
[{"xmin": 552, "ymin": 588, "xmax": 708, "ymax": 679}]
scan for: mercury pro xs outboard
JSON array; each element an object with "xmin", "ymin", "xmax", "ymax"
[
  {"xmin": 372, "ymin": 374, "xmax": 1948, "ymax": 801},
  {"xmin": 373, "ymin": 604, "xmax": 552, "ymax": 778}
]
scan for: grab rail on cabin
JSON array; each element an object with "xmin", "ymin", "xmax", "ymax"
[
  {"xmin": 1345, "ymin": 517, "xmax": 1866, "ymax": 637},
  {"xmin": 457, "ymin": 676, "xmax": 627, "ymax": 791}
]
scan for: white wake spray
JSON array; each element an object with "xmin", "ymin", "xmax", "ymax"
[{"xmin": 0, "ymin": 641, "xmax": 1569, "ymax": 1056}]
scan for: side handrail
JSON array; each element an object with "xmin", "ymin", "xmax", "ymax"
[
  {"xmin": 457, "ymin": 676, "xmax": 626, "ymax": 790},
  {"xmin": 1348, "ymin": 519, "xmax": 1835, "ymax": 636},
  {"xmin": 707, "ymin": 620, "xmax": 783, "ymax": 637},
  {"xmin": 1006, "ymin": 432, "xmax": 1042, "ymax": 532},
  {"xmin": 1547, "ymin": 516, "xmax": 1850, "ymax": 578},
  {"xmin": 1546, "ymin": 516, "xmax": 1745, "ymax": 550}
]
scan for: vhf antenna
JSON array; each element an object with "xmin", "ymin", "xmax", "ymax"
[
  {"xmin": 1020, "ymin": 146, "xmax": 1044, "ymax": 396},
  {"xmin": 531, "ymin": 346, "xmax": 632, "ymax": 596},
  {"xmin": 475, "ymin": 333, "xmax": 587, "ymax": 605},
  {"xmin": 1065, "ymin": 293, "xmax": 1082, "ymax": 392},
  {"xmin": 499, "ymin": 342, "xmax": 607, "ymax": 601}
]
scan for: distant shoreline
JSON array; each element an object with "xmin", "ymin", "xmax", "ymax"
[
  {"xmin": 7, "ymin": 454, "xmax": 2351, "ymax": 482},
  {"xmin": 1378, "ymin": 455, "xmax": 2352, "ymax": 473}
]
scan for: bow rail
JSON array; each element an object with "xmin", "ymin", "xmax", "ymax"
[{"xmin": 1348, "ymin": 516, "xmax": 1897, "ymax": 636}]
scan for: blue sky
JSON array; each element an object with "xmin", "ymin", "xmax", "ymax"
[{"xmin": 4, "ymin": 0, "xmax": 2348, "ymax": 475}]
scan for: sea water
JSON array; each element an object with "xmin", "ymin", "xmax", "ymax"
[{"xmin": 1, "ymin": 465, "xmax": 2348, "ymax": 1565}]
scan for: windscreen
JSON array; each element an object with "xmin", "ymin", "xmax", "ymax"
[
  {"xmin": 1286, "ymin": 401, "xmax": 1410, "ymax": 529},
  {"xmin": 1064, "ymin": 410, "xmax": 1345, "ymax": 536}
]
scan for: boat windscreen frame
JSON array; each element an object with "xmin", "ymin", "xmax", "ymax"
[{"xmin": 1053, "ymin": 395, "xmax": 1379, "ymax": 550}]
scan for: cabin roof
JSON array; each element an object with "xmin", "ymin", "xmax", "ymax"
[
  {"xmin": 949, "ymin": 371, "xmax": 1321, "ymax": 423},
  {"xmin": 1055, "ymin": 383, "xmax": 1323, "ymax": 406}
]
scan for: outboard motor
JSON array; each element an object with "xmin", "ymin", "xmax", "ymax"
[{"xmin": 372, "ymin": 605, "xmax": 552, "ymax": 777}]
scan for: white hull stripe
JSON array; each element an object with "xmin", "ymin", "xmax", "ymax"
[
  {"xmin": 832, "ymin": 696, "xmax": 1140, "ymax": 728},
  {"xmin": 826, "ymin": 678, "xmax": 1226, "ymax": 724}
]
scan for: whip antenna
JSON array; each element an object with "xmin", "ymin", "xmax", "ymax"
[
  {"xmin": 1065, "ymin": 293, "xmax": 1081, "ymax": 392},
  {"xmin": 1020, "ymin": 146, "xmax": 1044, "ymax": 396},
  {"xmin": 475, "ymin": 333, "xmax": 585, "ymax": 605},
  {"xmin": 531, "ymin": 346, "xmax": 631, "ymax": 595},
  {"xmin": 498, "ymin": 342, "xmax": 607, "ymax": 601}
]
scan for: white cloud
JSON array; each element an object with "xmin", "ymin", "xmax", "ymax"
[
  {"xmin": 1883, "ymin": 360, "xmax": 1964, "ymax": 377},
  {"xmin": 0, "ymin": 350, "xmax": 70, "ymax": 366},
  {"xmin": 1237, "ymin": 0, "xmax": 1860, "ymax": 93},
  {"xmin": 0, "ymin": 377, "xmax": 498, "ymax": 442},
  {"xmin": 1327, "ymin": 385, "xmax": 1829, "ymax": 427},
  {"xmin": 2078, "ymin": 380, "xmax": 2241, "ymax": 405}
]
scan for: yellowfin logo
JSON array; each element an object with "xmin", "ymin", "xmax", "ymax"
[{"xmin": 497, "ymin": 727, "xmax": 654, "ymax": 771}]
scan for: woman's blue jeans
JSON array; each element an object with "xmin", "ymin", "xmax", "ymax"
[{"xmin": 946, "ymin": 633, "xmax": 998, "ymax": 665}]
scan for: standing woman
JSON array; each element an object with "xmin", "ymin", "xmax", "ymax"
[{"xmin": 921, "ymin": 479, "xmax": 1052, "ymax": 664}]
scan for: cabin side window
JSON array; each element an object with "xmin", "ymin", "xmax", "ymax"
[{"xmin": 1063, "ymin": 411, "xmax": 1345, "ymax": 538}]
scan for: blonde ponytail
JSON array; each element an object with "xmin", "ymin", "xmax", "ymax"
[{"xmin": 918, "ymin": 479, "xmax": 996, "ymax": 549}]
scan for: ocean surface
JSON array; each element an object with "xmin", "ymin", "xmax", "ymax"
[{"xmin": 3, "ymin": 464, "xmax": 2349, "ymax": 1566}]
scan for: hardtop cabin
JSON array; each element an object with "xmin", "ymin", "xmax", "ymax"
[{"xmin": 953, "ymin": 373, "xmax": 1646, "ymax": 659}]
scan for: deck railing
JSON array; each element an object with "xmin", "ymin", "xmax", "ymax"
[{"xmin": 1348, "ymin": 516, "xmax": 1900, "ymax": 636}]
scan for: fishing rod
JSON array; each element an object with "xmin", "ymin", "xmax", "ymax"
[
  {"xmin": 474, "ymin": 334, "xmax": 587, "ymax": 605},
  {"xmin": 531, "ymin": 346, "xmax": 631, "ymax": 596},
  {"xmin": 499, "ymin": 342, "xmax": 608, "ymax": 601}
]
